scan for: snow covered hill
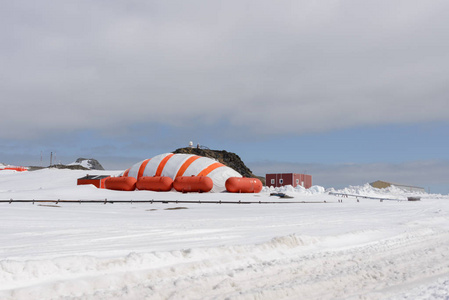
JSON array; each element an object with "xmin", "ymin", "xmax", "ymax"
[
  {"xmin": 0, "ymin": 169, "xmax": 448, "ymax": 299},
  {"xmin": 68, "ymin": 158, "xmax": 104, "ymax": 170}
]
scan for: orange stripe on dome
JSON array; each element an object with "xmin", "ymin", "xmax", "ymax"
[
  {"xmin": 137, "ymin": 159, "xmax": 151, "ymax": 179},
  {"xmin": 155, "ymin": 153, "xmax": 175, "ymax": 176},
  {"xmin": 123, "ymin": 168, "xmax": 130, "ymax": 177},
  {"xmin": 175, "ymin": 155, "xmax": 201, "ymax": 178},
  {"xmin": 197, "ymin": 162, "xmax": 225, "ymax": 177}
]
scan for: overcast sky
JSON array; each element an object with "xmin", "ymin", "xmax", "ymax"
[{"xmin": 2, "ymin": 1, "xmax": 448, "ymax": 193}]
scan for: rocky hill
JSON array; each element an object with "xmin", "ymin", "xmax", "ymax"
[
  {"xmin": 173, "ymin": 147, "xmax": 265, "ymax": 184},
  {"xmin": 28, "ymin": 158, "xmax": 104, "ymax": 171},
  {"xmin": 69, "ymin": 158, "xmax": 105, "ymax": 170}
]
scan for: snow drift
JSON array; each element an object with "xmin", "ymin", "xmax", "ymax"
[{"xmin": 1, "ymin": 169, "xmax": 449, "ymax": 299}]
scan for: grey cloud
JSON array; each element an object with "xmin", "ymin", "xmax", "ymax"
[{"xmin": 2, "ymin": 1, "xmax": 449, "ymax": 139}]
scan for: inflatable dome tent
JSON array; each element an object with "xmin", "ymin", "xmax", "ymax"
[{"xmin": 116, "ymin": 153, "xmax": 242, "ymax": 193}]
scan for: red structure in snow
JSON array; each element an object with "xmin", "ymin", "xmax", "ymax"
[
  {"xmin": 266, "ymin": 173, "xmax": 312, "ymax": 189},
  {"xmin": 0, "ymin": 166, "xmax": 28, "ymax": 172},
  {"xmin": 77, "ymin": 175, "xmax": 111, "ymax": 189}
]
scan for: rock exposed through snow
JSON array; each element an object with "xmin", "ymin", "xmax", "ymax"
[
  {"xmin": 173, "ymin": 147, "xmax": 264, "ymax": 184},
  {"xmin": 70, "ymin": 158, "xmax": 104, "ymax": 170}
]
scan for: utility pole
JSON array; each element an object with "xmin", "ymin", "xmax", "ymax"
[{"xmin": 50, "ymin": 152, "xmax": 53, "ymax": 167}]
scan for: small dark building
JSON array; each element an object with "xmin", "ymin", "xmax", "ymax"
[
  {"xmin": 77, "ymin": 175, "xmax": 111, "ymax": 189},
  {"xmin": 266, "ymin": 173, "xmax": 312, "ymax": 189}
]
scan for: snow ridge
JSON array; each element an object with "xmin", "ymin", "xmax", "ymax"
[{"xmin": 2, "ymin": 229, "xmax": 449, "ymax": 299}]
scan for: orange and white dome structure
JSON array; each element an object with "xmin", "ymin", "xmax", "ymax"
[
  {"xmin": 118, "ymin": 153, "xmax": 242, "ymax": 193},
  {"xmin": 103, "ymin": 153, "xmax": 263, "ymax": 193}
]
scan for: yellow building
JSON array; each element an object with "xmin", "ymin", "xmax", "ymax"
[{"xmin": 370, "ymin": 180, "xmax": 425, "ymax": 193}]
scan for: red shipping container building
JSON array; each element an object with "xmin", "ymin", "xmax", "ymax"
[
  {"xmin": 77, "ymin": 175, "xmax": 111, "ymax": 189},
  {"xmin": 266, "ymin": 173, "xmax": 312, "ymax": 189}
]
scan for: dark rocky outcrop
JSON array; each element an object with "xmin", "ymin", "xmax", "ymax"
[
  {"xmin": 73, "ymin": 158, "xmax": 105, "ymax": 170},
  {"xmin": 173, "ymin": 147, "xmax": 265, "ymax": 185},
  {"xmin": 52, "ymin": 164, "xmax": 90, "ymax": 170}
]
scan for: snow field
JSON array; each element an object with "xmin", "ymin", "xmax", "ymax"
[
  {"xmin": 1, "ymin": 169, "xmax": 449, "ymax": 299},
  {"xmin": 1, "ymin": 220, "xmax": 449, "ymax": 299}
]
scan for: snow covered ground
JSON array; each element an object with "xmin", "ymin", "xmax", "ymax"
[{"xmin": 1, "ymin": 169, "xmax": 449, "ymax": 299}]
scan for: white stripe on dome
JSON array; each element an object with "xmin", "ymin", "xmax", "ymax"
[
  {"xmin": 161, "ymin": 154, "xmax": 190, "ymax": 178},
  {"xmin": 208, "ymin": 166, "xmax": 242, "ymax": 192},
  {"xmin": 182, "ymin": 156, "xmax": 216, "ymax": 176},
  {"xmin": 142, "ymin": 153, "xmax": 170, "ymax": 177},
  {"xmin": 127, "ymin": 159, "xmax": 146, "ymax": 179}
]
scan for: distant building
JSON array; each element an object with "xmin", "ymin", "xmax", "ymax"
[
  {"xmin": 266, "ymin": 173, "xmax": 312, "ymax": 189},
  {"xmin": 77, "ymin": 175, "xmax": 111, "ymax": 189},
  {"xmin": 370, "ymin": 180, "xmax": 425, "ymax": 193}
]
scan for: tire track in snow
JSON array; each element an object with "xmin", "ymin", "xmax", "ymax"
[{"xmin": 1, "ymin": 229, "xmax": 449, "ymax": 300}]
